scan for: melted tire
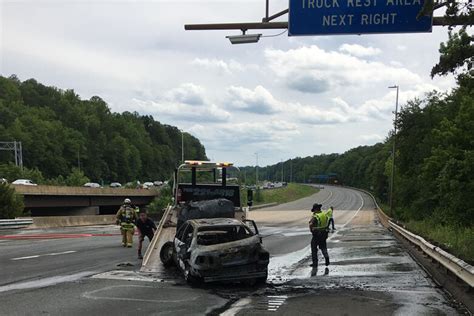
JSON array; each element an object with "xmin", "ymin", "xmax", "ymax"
[{"xmin": 160, "ymin": 241, "xmax": 175, "ymax": 267}]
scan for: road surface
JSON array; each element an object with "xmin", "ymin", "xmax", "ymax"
[{"xmin": 0, "ymin": 186, "xmax": 461, "ymax": 315}]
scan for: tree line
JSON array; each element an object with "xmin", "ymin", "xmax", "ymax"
[
  {"xmin": 242, "ymin": 26, "xmax": 473, "ymax": 230},
  {"xmin": 0, "ymin": 75, "xmax": 207, "ymax": 185}
]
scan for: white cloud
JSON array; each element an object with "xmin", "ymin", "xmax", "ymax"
[
  {"xmin": 265, "ymin": 45, "xmax": 422, "ymax": 94},
  {"xmin": 132, "ymin": 83, "xmax": 230, "ymax": 123},
  {"xmin": 396, "ymin": 45, "xmax": 408, "ymax": 51},
  {"xmin": 189, "ymin": 120, "xmax": 300, "ymax": 150},
  {"xmin": 132, "ymin": 98, "xmax": 230, "ymax": 123},
  {"xmin": 356, "ymin": 83, "xmax": 439, "ymax": 119},
  {"xmin": 359, "ymin": 134, "xmax": 384, "ymax": 142},
  {"xmin": 190, "ymin": 58, "xmax": 245, "ymax": 75},
  {"xmin": 226, "ymin": 85, "xmax": 282, "ymax": 114},
  {"xmin": 339, "ymin": 44, "xmax": 382, "ymax": 57},
  {"xmin": 165, "ymin": 83, "xmax": 205, "ymax": 105}
]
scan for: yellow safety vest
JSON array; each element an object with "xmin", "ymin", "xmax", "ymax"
[{"xmin": 313, "ymin": 209, "xmax": 332, "ymax": 230}]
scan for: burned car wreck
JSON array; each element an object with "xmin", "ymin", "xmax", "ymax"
[{"xmin": 160, "ymin": 217, "xmax": 269, "ymax": 284}]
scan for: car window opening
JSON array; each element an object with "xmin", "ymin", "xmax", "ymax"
[{"xmin": 197, "ymin": 225, "xmax": 253, "ymax": 245}]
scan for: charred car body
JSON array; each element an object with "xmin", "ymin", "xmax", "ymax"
[
  {"xmin": 152, "ymin": 160, "xmax": 268, "ymax": 284},
  {"xmin": 161, "ymin": 218, "xmax": 269, "ymax": 283}
]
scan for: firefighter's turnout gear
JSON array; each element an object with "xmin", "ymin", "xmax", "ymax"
[{"xmin": 116, "ymin": 199, "xmax": 138, "ymax": 247}]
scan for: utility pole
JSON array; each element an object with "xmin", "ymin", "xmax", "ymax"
[
  {"xmin": 290, "ymin": 159, "xmax": 293, "ymax": 183},
  {"xmin": 388, "ymin": 85, "xmax": 399, "ymax": 216},
  {"xmin": 255, "ymin": 152, "xmax": 259, "ymax": 186},
  {"xmin": 281, "ymin": 159, "xmax": 284, "ymax": 183},
  {"xmin": 181, "ymin": 131, "xmax": 185, "ymax": 163}
]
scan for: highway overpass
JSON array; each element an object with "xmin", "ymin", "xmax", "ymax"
[{"xmin": 13, "ymin": 185, "xmax": 159, "ymax": 216}]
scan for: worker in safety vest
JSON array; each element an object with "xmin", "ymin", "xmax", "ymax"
[
  {"xmin": 327, "ymin": 206, "xmax": 335, "ymax": 231},
  {"xmin": 116, "ymin": 198, "xmax": 138, "ymax": 247},
  {"xmin": 309, "ymin": 203, "xmax": 332, "ymax": 269}
]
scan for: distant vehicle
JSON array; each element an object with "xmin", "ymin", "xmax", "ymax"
[
  {"xmin": 83, "ymin": 182, "xmax": 101, "ymax": 188},
  {"xmin": 160, "ymin": 218, "xmax": 269, "ymax": 284},
  {"xmin": 110, "ymin": 182, "xmax": 122, "ymax": 188},
  {"xmin": 153, "ymin": 181, "xmax": 163, "ymax": 186},
  {"xmin": 0, "ymin": 178, "xmax": 8, "ymax": 184},
  {"xmin": 143, "ymin": 182, "xmax": 154, "ymax": 188},
  {"xmin": 12, "ymin": 179, "xmax": 37, "ymax": 186}
]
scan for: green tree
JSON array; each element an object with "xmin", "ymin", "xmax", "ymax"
[
  {"xmin": 65, "ymin": 168, "xmax": 90, "ymax": 186},
  {"xmin": 0, "ymin": 183, "xmax": 24, "ymax": 219}
]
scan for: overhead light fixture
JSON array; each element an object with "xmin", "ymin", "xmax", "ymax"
[{"xmin": 226, "ymin": 33, "xmax": 262, "ymax": 44}]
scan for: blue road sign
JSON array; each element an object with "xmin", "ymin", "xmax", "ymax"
[{"xmin": 289, "ymin": 0, "xmax": 433, "ymax": 35}]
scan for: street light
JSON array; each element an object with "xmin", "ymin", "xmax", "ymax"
[
  {"xmin": 181, "ymin": 130, "xmax": 185, "ymax": 164},
  {"xmin": 254, "ymin": 152, "xmax": 259, "ymax": 186},
  {"xmin": 226, "ymin": 33, "xmax": 262, "ymax": 44},
  {"xmin": 388, "ymin": 85, "xmax": 399, "ymax": 216}
]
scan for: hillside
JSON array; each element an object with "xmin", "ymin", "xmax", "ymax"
[{"xmin": 0, "ymin": 75, "xmax": 207, "ymax": 183}]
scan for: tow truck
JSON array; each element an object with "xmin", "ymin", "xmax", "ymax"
[{"xmin": 141, "ymin": 160, "xmax": 269, "ymax": 284}]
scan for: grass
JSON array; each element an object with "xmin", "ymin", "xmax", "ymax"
[
  {"xmin": 405, "ymin": 220, "xmax": 474, "ymax": 264},
  {"xmin": 254, "ymin": 183, "xmax": 319, "ymax": 206},
  {"xmin": 374, "ymin": 196, "xmax": 473, "ymax": 264}
]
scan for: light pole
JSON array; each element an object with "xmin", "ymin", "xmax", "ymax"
[
  {"xmin": 181, "ymin": 130, "xmax": 184, "ymax": 163},
  {"xmin": 254, "ymin": 152, "xmax": 259, "ymax": 186},
  {"xmin": 290, "ymin": 159, "xmax": 293, "ymax": 183},
  {"xmin": 281, "ymin": 159, "xmax": 284, "ymax": 183},
  {"xmin": 388, "ymin": 85, "xmax": 399, "ymax": 216}
]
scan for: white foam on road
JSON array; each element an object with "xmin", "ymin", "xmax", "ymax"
[
  {"xmin": 0, "ymin": 271, "xmax": 96, "ymax": 293},
  {"xmin": 11, "ymin": 250, "xmax": 77, "ymax": 261},
  {"xmin": 267, "ymin": 193, "xmax": 364, "ymax": 278}
]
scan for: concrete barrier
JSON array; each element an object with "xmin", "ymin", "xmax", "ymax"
[{"xmin": 29, "ymin": 215, "xmax": 116, "ymax": 228}]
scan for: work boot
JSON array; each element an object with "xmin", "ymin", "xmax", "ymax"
[{"xmin": 127, "ymin": 244, "xmax": 132, "ymax": 248}]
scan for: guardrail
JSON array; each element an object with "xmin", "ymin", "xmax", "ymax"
[
  {"xmin": 0, "ymin": 218, "xmax": 33, "ymax": 229},
  {"xmin": 354, "ymin": 186, "xmax": 474, "ymax": 289},
  {"xmin": 389, "ymin": 220, "xmax": 474, "ymax": 287}
]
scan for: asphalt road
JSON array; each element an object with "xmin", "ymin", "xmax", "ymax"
[{"xmin": 0, "ymin": 186, "xmax": 462, "ymax": 315}]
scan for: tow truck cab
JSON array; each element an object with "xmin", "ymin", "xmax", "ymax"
[{"xmin": 173, "ymin": 160, "xmax": 247, "ymax": 221}]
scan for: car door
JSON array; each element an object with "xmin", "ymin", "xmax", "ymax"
[{"xmin": 243, "ymin": 219, "xmax": 262, "ymax": 243}]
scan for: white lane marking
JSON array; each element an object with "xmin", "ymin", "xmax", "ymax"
[
  {"xmin": 220, "ymin": 298, "xmax": 253, "ymax": 316},
  {"xmin": 320, "ymin": 188, "xmax": 333, "ymax": 205},
  {"xmin": 11, "ymin": 250, "xmax": 77, "ymax": 261},
  {"xmin": 82, "ymin": 285, "xmax": 200, "ymax": 303},
  {"xmin": 11, "ymin": 255, "xmax": 40, "ymax": 261},
  {"xmin": 0, "ymin": 271, "xmax": 95, "ymax": 293}
]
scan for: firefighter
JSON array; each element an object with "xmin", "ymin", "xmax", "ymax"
[
  {"xmin": 309, "ymin": 203, "xmax": 332, "ymax": 269},
  {"xmin": 116, "ymin": 198, "xmax": 138, "ymax": 247}
]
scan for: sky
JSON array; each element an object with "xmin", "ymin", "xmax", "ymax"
[{"xmin": 0, "ymin": 0, "xmax": 456, "ymax": 166}]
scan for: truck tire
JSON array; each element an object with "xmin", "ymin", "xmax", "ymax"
[{"xmin": 160, "ymin": 241, "xmax": 175, "ymax": 267}]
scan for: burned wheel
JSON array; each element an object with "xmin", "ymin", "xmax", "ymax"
[{"xmin": 160, "ymin": 241, "xmax": 175, "ymax": 267}]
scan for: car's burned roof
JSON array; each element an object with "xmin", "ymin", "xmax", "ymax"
[{"xmin": 188, "ymin": 218, "xmax": 242, "ymax": 227}]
